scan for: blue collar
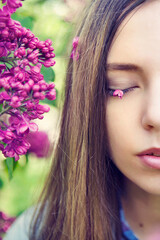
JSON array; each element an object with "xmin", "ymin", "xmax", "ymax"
[{"xmin": 120, "ymin": 207, "xmax": 139, "ymax": 240}]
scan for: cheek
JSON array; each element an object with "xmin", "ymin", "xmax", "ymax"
[
  {"xmin": 106, "ymin": 116, "xmax": 128, "ymax": 161},
  {"xmin": 105, "ymin": 99, "xmax": 140, "ymax": 161},
  {"xmin": 105, "ymin": 102, "xmax": 136, "ymax": 180},
  {"xmin": 106, "ymin": 102, "xmax": 129, "ymax": 142}
]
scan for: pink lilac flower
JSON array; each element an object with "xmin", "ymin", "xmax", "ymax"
[
  {"xmin": 26, "ymin": 131, "xmax": 51, "ymax": 158},
  {"xmin": 70, "ymin": 36, "xmax": 79, "ymax": 60},
  {"xmin": 0, "ymin": 0, "xmax": 56, "ymax": 161},
  {"xmin": 0, "ymin": 211, "xmax": 16, "ymax": 237},
  {"xmin": 113, "ymin": 89, "xmax": 124, "ymax": 99},
  {"xmin": 2, "ymin": 0, "xmax": 23, "ymax": 14}
]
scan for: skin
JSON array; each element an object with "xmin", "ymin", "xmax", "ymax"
[{"xmin": 106, "ymin": 0, "xmax": 160, "ymax": 239}]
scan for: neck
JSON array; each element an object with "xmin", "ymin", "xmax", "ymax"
[{"xmin": 121, "ymin": 178, "xmax": 160, "ymax": 240}]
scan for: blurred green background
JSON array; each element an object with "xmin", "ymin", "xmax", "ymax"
[{"xmin": 0, "ymin": 0, "xmax": 87, "ymax": 217}]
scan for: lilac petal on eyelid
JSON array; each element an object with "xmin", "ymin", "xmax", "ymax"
[{"xmin": 113, "ymin": 89, "xmax": 124, "ymax": 99}]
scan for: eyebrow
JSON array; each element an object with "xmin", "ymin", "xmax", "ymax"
[{"xmin": 107, "ymin": 63, "xmax": 143, "ymax": 73}]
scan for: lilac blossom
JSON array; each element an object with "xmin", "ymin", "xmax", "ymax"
[
  {"xmin": 0, "ymin": 211, "xmax": 15, "ymax": 238},
  {"xmin": 2, "ymin": 0, "xmax": 23, "ymax": 14},
  {"xmin": 70, "ymin": 37, "xmax": 79, "ymax": 60},
  {"xmin": 26, "ymin": 131, "xmax": 51, "ymax": 158},
  {"xmin": 0, "ymin": 0, "xmax": 56, "ymax": 161},
  {"xmin": 113, "ymin": 89, "xmax": 124, "ymax": 99}
]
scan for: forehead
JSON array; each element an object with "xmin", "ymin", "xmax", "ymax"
[{"xmin": 108, "ymin": 0, "xmax": 160, "ymax": 70}]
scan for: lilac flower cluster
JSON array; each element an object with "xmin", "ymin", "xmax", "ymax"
[
  {"xmin": 0, "ymin": 211, "xmax": 15, "ymax": 239},
  {"xmin": 0, "ymin": 0, "xmax": 56, "ymax": 161}
]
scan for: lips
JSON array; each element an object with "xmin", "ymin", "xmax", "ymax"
[{"xmin": 138, "ymin": 148, "xmax": 160, "ymax": 169}]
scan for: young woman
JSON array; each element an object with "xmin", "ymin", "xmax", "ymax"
[{"xmin": 4, "ymin": 0, "xmax": 160, "ymax": 239}]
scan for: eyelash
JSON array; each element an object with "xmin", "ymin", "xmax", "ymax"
[{"xmin": 107, "ymin": 86, "xmax": 138, "ymax": 96}]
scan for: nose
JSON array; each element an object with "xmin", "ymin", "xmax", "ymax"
[{"xmin": 142, "ymin": 86, "xmax": 160, "ymax": 131}]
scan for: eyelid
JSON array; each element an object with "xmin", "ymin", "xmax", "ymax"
[{"xmin": 107, "ymin": 75, "xmax": 140, "ymax": 88}]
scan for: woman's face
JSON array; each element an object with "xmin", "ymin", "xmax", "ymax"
[{"xmin": 106, "ymin": 0, "xmax": 160, "ymax": 195}]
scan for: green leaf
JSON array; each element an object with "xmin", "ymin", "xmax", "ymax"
[
  {"xmin": 0, "ymin": 177, "xmax": 4, "ymax": 189},
  {"xmin": 11, "ymin": 15, "xmax": 34, "ymax": 30},
  {"xmin": 41, "ymin": 66, "xmax": 55, "ymax": 83},
  {"xmin": 5, "ymin": 157, "xmax": 14, "ymax": 180},
  {"xmin": 25, "ymin": 153, "xmax": 29, "ymax": 164},
  {"xmin": 13, "ymin": 159, "xmax": 18, "ymax": 170},
  {"xmin": 0, "ymin": 103, "xmax": 3, "ymax": 112}
]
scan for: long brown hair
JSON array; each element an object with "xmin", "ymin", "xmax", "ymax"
[{"xmin": 30, "ymin": 0, "xmax": 147, "ymax": 239}]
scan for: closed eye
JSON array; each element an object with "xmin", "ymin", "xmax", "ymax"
[{"xmin": 107, "ymin": 86, "xmax": 139, "ymax": 96}]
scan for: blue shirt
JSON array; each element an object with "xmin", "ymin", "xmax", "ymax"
[
  {"xmin": 120, "ymin": 208, "xmax": 139, "ymax": 240},
  {"xmin": 4, "ymin": 206, "xmax": 138, "ymax": 240}
]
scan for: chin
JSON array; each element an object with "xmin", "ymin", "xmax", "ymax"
[
  {"xmin": 124, "ymin": 175, "xmax": 160, "ymax": 198},
  {"xmin": 142, "ymin": 186, "xmax": 160, "ymax": 196}
]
